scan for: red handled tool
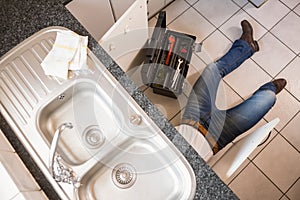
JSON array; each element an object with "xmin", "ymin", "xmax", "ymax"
[{"xmin": 165, "ymin": 35, "xmax": 175, "ymax": 65}]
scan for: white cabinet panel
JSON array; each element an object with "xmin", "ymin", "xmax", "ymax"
[
  {"xmin": 147, "ymin": 0, "xmax": 174, "ymax": 17},
  {"xmin": 111, "ymin": 0, "xmax": 175, "ymax": 20},
  {"xmin": 110, "ymin": 0, "xmax": 136, "ymax": 20},
  {"xmin": 100, "ymin": 0, "xmax": 148, "ymax": 72},
  {"xmin": 66, "ymin": 0, "xmax": 115, "ymax": 41}
]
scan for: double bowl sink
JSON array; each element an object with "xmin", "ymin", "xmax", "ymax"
[{"xmin": 0, "ymin": 27, "xmax": 196, "ymax": 199}]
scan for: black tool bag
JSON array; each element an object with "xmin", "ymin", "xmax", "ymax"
[{"xmin": 142, "ymin": 11, "xmax": 199, "ymax": 99}]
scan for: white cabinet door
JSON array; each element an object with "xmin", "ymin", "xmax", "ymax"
[
  {"xmin": 66, "ymin": 0, "xmax": 115, "ymax": 41},
  {"xmin": 110, "ymin": 0, "xmax": 175, "ymax": 20},
  {"xmin": 147, "ymin": 0, "xmax": 174, "ymax": 17},
  {"xmin": 99, "ymin": 0, "xmax": 148, "ymax": 72},
  {"xmin": 110, "ymin": 0, "xmax": 136, "ymax": 20}
]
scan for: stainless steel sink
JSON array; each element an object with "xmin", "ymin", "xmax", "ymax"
[
  {"xmin": 37, "ymin": 80, "xmax": 125, "ymax": 166},
  {"xmin": 0, "ymin": 27, "xmax": 196, "ymax": 200},
  {"xmin": 77, "ymin": 133, "xmax": 195, "ymax": 200}
]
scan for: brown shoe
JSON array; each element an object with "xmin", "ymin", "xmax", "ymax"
[
  {"xmin": 272, "ymin": 78, "xmax": 287, "ymax": 94},
  {"xmin": 240, "ymin": 20, "xmax": 259, "ymax": 52}
]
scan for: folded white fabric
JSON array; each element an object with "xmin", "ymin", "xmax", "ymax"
[{"xmin": 41, "ymin": 30, "xmax": 88, "ymax": 79}]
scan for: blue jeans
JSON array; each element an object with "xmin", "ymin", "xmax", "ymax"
[{"xmin": 182, "ymin": 39, "xmax": 276, "ymax": 152}]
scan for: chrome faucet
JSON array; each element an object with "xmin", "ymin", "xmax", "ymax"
[{"xmin": 49, "ymin": 122, "xmax": 80, "ymax": 188}]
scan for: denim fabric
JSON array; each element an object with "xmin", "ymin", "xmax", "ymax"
[{"xmin": 182, "ymin": 39, "xmax": 276, "ymax": 151}]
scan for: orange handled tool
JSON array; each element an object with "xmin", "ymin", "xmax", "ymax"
[{"xmin": 165, "ymin": 35, "xmax": 175, "ymax": 65}]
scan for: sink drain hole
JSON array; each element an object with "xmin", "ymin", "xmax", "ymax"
[
  {"xmin": 112, "ymin": 163, "xmax": 137, "ymax": 189},
  {"xmin": 82, "ymin": 125, "xmax": 105, "ymax": 149}
]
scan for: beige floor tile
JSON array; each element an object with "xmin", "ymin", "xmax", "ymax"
[
  {"xmin": 253, "ymin": 134, "xmax": 300, "ymax": 192},
  {"xmin": 169, "ymin": 110, "xmax": 182, "ymax": 127},
  {"xmin": 0, "ymin": 161, "xmax": 20, "ymax": 199},
  {"xmin": 184, "ymin": 0, "xmax": 198, "ymax": 6},
  {"xmin": 196, "ymin": 30, "xmax": 232, "ymax": 64},
  {"xmin": 232, "ymin": 0, "xmax": 249, "ymax": 7},
  {"xmin": 0, "ymin": 129, "xmax": 15, "ymax": 152},
  {"xmin": 244, "ymin": 0, "xmax": 290, "ymax": 30},
  {"xmin": 280, "ymin": 195, "xmax": 290, "ymax": 200},
  {"xmin": 264, "ymin": 89, "xmax": 300, "ymax": 131},
  {"xmin": 219, "ymin": 9, "xmax": 267, "ymax": 42},
  {"xmin": 143, "ymin": 88, "xmax": 187, "ymax": 120},
  {"xmin": 229, "ymin": 162, "xmax": 283, "ymax": 200},
  {"xmin": 164, "ymin": 0, "xmax": 190, "ymax": 24},
  {"xmin": 252, "ymin": 33, "xmax": 296, "ymax": 77},
  {"xmin": 295, "ymin": 4, "xmax": 300, "ymax": 15},
  {"xmin": 0, "ymin": 151, "xmax": 40, "ymax": 192},
  {"xmin": 281, "ymin": 112, "xmax": 300, "ymax": 152},
  {"xmin": 271, "ymin": 12, "xmax": 300, "ymax": 54},
  {"xmin": 277, "ymin": 57, "xmax": 300, "ymax": 101},
  {"xmin": 167, "ymin": 7, "xmax": 215, "ymax": 43},
  {"xmin": 280, "ymin": 0, "xmax": 299, "ymax": 9},
  {"xmin": 286, "ymin": 178, "xmax": 300, "ymax": 200},
  {"xmin": 17, "ymin": 191, "xmax": 48, "ymax": 200},
  {"xmin": 223, "ymin": 58, "xmax": 272, "ymax": 99},
  {"xmin": 193, "ymin": 0, "xmax": 240, "ymax": 27}
]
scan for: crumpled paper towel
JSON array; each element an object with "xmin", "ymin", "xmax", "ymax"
[{"xmin": 41, "ymin": 30, "xmax": 88, "ymax": 79}]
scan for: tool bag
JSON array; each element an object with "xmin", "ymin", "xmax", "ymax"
[{"xmin": 141, "ymin": 11, "xmax": 200, "ymax": 99}]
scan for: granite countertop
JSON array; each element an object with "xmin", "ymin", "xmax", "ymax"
[{"xmin": 0, "ymin": 1, "xmax": 238, "ymax": 199}]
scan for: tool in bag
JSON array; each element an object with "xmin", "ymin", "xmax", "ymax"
[{"xmin": 142, "ymin": 11, "xmax": 201, "ymax": 99}]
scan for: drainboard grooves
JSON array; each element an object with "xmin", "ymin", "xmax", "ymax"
[
  {"xmin": 11, "ymin": 58, "xmax": 47, "ymax": 99},
  {"xmin": 47, "ymin": 37, "xmax": 55, "ymax": 45},
  {"xmin": 0, "ymin": 77, "xmax": 28, "ymax": 125},
  {"xmin": 41, "ymin": 38, "xmax": 53, "ymax": 52},
  {"xmin": 20, "ymin": 52, "xmax": 51, "ymax": 93},
  {"xmin": 31, "ymin": 44, "xmax": 47, "ymax": 63},
  {"xmin": 1, "ymin": 69, "xmax": 34, "ymax": 110},
  {"xmin": 7, "ymin": 64, "xmax": 38, "ymax": 105}
]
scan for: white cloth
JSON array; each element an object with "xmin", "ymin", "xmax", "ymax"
[
  {"xmin": 175, "ymin": 124, "xmax": 213, "ymax": 162},
  {"xmin": 41, "ymin": 30, "xmax": 88, "ymax": 79}
]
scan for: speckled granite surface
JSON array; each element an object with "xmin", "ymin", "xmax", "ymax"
[{"xmin": 0, "ymin": 1, "xmax": 238, "ymax": 199}]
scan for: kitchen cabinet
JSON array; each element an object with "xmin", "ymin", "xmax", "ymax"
[
  {"xmin": 66, "ymin": 0, "xmax": 115, "ymax": 41},
  {"xmin": 66, "ymin": 0, "xmax": 174, "ymax": 41},
  {"xmin": 110, "ymin": 0, "xmax": 174, "ymax": 20},
  {"xmin": 147, "ymin": 0, "xmax": 174, "ymax": 18},
  {"xmin": 99, "ymin": 0, "xmax": 148, "ymax": 72}
]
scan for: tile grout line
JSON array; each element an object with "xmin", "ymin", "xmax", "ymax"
[
  {"xmin": 251, "ymin": 160, "xmax": 286, "ymax": 195},
  {"xmin": 282, "ymin": 177, "xmax": 300, "ymax": 199}
]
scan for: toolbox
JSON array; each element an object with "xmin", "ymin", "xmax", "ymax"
[{"xmin": 142, "ymin": 11, "xmax": 200, "ymax": 99}]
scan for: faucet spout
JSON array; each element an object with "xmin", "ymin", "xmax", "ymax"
[
  {"xmin": 49, "ymin": 122, "xmax": 80, "ymax": 188},
  {"xmin": 49, "ymin": 122, "xmax": 73, "ymax": 173}
]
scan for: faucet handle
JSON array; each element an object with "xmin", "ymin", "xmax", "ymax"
[{"xmin": 52, "ymin": 155, "xmax": 80, "ymax": 187}]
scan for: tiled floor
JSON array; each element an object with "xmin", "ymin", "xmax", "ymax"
[{"xmin": 142, "ymin": 0, "xmax": 300, "ymax": 199}]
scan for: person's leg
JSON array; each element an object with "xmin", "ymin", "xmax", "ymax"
[
  {"xmin": 211, "ymin": 82, "xmax": 277, "ymax": 150},
  {"xmin": 182, "ymin": 39, "xmax": 255, "ymax": 123}
]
